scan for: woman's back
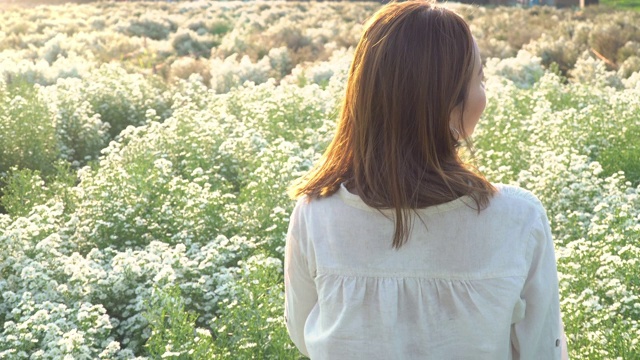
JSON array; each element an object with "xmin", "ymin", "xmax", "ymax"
[
  {"xmin": 284, "ymin": 1, "xmax": 566, "ymax": 358},
  {"xmin": 285, "ymin": 184, "xmax": 563, "ymax": 359}
]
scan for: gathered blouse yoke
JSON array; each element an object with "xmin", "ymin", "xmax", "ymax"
[{"xmin": 284, "ymin": 183, "xmax": 563, "ymax": 360}]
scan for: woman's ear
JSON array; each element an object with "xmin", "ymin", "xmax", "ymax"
[{"xmin": 449, "ymin": 104, "xmax": 462, "ymax": 130}]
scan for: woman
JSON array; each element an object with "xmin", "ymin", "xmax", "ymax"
[{"xmin": 284, "ymin": 1, "xmax": 568, "ymax": 358}]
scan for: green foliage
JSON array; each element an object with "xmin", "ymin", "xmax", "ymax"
[
  {"xmin": 600, "ymin": 0, "xmax": 640, "ymax": 11},
  {"xmin": 46, "ymin": 79, "xmax": 110, "ymax": 165},
  {"xmin": 0, "ymin": 161, "xmax": 77, "ymax": 217},
  {"xmin": 0, "ymin": 79, "xmax": 59, "ymax": 177},
  {"xmin": 588, "ymin": 22, "xmax": 640, "ymax": 64},
  {"xmin": 68, "ymin": 105, "xmax": 238, "ymax": 252},
  {"xmin": 172, "ymin": 30, "xmax": 216, "ymax": 58},
  {"xmin": 596, "ymin": 126, "xmax": 640, "ymax": 186},
  {"xmin": 187, "ymin": 19, "xmax": 232, "ymax": 37},
  {"xmin": 82, "ymin": 64, "xmax": 173, "ymax": 139},
  {"xmin": 125, "ymin": 19, "xmax": 172, "ymax": 41},
  {"xmin": 144, "ymin": 285, "xmax": 215, "ymax": 359},
  {"xmin": 211, "ymin": 255, "xmax": 301, "ymax": 360},
  {"xmin": 208, "ymin": 20, "xmax": 232, "ymax": 36}
]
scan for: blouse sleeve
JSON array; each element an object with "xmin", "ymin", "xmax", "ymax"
[
  {"xmin": 511, "ymin": 208, "xmax": 565, "ymax": 360},
  {"xmin": 284, "ymin": 200, "xmax": 317, "ymax": 357}
]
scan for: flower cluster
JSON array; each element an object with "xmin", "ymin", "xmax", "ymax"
[
  {"xmin": 1, "ymin": 73, "xmax": 339, "ymax": 358},
  {"xmin": 0, "ymin": 2, "xmax": 639, "ymax": 360}
]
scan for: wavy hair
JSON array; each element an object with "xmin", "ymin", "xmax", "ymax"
[{"xmin": 289, "ymin": 0, "xmax": 496, "ymax": 249}]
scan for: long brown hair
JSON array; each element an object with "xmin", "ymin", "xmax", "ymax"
[{"xmin": 288, "ymin": 0, "xmax": 496, "ymax": 249}]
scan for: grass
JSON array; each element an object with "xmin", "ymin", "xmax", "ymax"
[{"xmin": 599, "ymin": 0, "xmax": 640, "ymax": 11}]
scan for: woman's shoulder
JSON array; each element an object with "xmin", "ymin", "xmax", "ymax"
[
  {"xmin": 492, "ymin": 183, "xmax": 542, "ymax": 203},
  {"xmin": 290, "ymin": 192, "xmax": 339, "ymax": 216},
  {"xmin": 489, "ymin": 183, "xmax": 546, "ymax": 214}
]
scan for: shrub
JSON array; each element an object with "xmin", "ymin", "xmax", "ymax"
[
  {"xmin": 169, "ymin": 56, "xmax": 211, "ymax": 86},
  {"xmin": 623, "ymin": 70, "xmax": 640, "ymax": 89},
  {"xmin": 40, "ymin": 33, "xmax": 68, "ymax": 65},
  {"xmin": 0, "ymin": 296, "xmax": 117, "ymax": 359},
  {"xmin": 569, "ymin": 51, "xmax": 623, "ymax": 88},
  {"xmin": 616, "ymin": 40, "xmax": 640, "ymax": 64},
  {"xmin": 208, "ymin": 19, "xmax": 233, "ymax": 36},
  {"xmin": 171, "ymin": 29, "xmax": 215, "ymax": 58},
  {"xmin": 143, "ymin": 285, "xmax": 215, "ymax": 359},
  {"xmin": 124, "ymin": 18, "xmax": 172, "ymax": 41},
  {"xmin": 0, "ymin": 161, "xmax": 77, "ymax": 218},
  {"xmin": 617, "ymin": 55, "xmax": 640, "ymax": 79},
  {"xmin": 67, "ymin": 102, "xmax": 239, "ymax": 252},
  {"xmin": 0, "ymin": 51, "xmax": 94, "ymax": 86},
  {"xmin": 82, "ymin": 64, "xmax": 173, "ymax": 138},
  {"xmin": 588, "ymin": 19, "xmax": 640, "ymax": 64},
  {"xmin": 42, "ymin": 78, "xmax": 110, "ymax": 165},
  {"xmin": 209, "ymin": 54, "xmax": 271, "ymax": 94},
  {"xmin": 211, "ymin": 255, "xmax": 299, "ymax": 360},
  {"xmin": 523, "ymin": 32, "xmax": 582, "ymax": 75},
  {"xmin": 484, "ymin": 50, "xmax": 545, "ymax": 89},
  {"xmin": 0, "ymin": 79, "xmax": 59, "ymax": 177},
  {"xmin": 79, "ymin": 31, "xmax": 145, "ymax": 63}
]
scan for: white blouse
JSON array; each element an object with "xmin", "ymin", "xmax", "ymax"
[{"xmin": 285, "ymin": 183, "xmax": 566, "ymax": 359}]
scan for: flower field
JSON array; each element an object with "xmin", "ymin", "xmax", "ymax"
[{"xmin": 0, "ymin": 1, "xmax": 639, "ymax": 359}]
